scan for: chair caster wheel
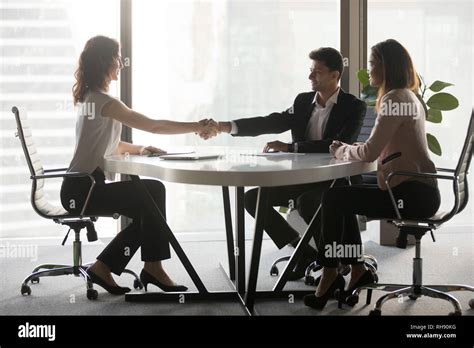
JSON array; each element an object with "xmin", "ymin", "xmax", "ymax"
[
  {"xmin": 270, "ymin": 266, "xmax": 279, "ymax": 276},
  {"xmin": 346, "ymin": 294, "xmax": 359, "ymax": 307},
  {"xmin": 31, "ymin": 277, "xmax": 40, "ymax": 284},
  {"xmin": 448, "ymin": 311, "xmax": 461, "ymax": 316},
  {"xmin": 369, "ymin": 309, "xmax": 381, "ymax": 316},
  {"xmin": 304, "ymin": 275, "xmax": 315, "ymax": 286},
  {"xmin": 21, "ymin": 284, "xmax": 31, "ymax": 296},
  {"xmin": 87, "ymin": 289, "xmax": 98, "ymax": 300},
  {"xmin": 133, "ymin": 279, "xmax": 143, "ymax": 290},
  {"xmin": 409, "ymin": 295, "xmax": 418, "ymax": 301},
  {"xmin": 469, "ymin": 299, "xmax": 474, "ymax": 309}
]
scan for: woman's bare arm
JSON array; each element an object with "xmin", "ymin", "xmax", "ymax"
[
  {"xmin": 116, "ymin": 141, "xmax": 143, "ymax": 155},
  {"xmin": 102, "ymin": 99, "xmax": 204, "ymax": 134}
]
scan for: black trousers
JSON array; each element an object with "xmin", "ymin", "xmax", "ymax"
[
  {"xmin": 244, "ymin": 179, "xmax": 349, "ymax": 249},
  {"xmin": 60, "ymin": 169, "xmax": 170, "ymax": 275},
  {"xmin": 315, "ymin": 180, "xmax": 441, "ymax": 267}
]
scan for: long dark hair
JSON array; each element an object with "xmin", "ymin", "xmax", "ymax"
[
  {"xmin": 72, "ymin": 36, "xmax": 120, "ymax": 105},
  {"xmin": 371, "ymin": 39, "xmax": 419, "ymax": 112}
]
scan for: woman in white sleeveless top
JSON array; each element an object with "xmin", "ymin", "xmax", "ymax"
[{"xmin": 61, "ymin": 36, "xmax": 217, "ymax": 294}]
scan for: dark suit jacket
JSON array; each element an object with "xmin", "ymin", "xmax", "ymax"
[{"xmin": 232, "ymin": 89, "xmax": 367, "ymax": 153}]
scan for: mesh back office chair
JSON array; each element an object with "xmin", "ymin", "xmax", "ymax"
[
  {"xmin": 269, "ymin": 109, "xmax": 379, "ymax": 284},
  {"xmin": 12, "ymin": 106, "xmax": 142, "ymax": 300},
  {"xmin": 349, "ymin": 109, "xmax": 474, "ymax": 315}
]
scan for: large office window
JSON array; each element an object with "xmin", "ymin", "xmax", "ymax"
[
  {"xmin": 0, "ymin": 0, "xmax": 120, "ymax": 238},
  {"xmin": 368, "ymin": 0, "xmax": 473, "ymax": 225},
  {"xmin": 132, "ymin": 0, "xmax": 340, "ymax": 238}
]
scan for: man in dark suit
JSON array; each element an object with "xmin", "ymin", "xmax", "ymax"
[{"xmin": 216, "ymin": 47, "xmax": 366, "ymax": 279}]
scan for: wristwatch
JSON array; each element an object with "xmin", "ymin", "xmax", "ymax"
[{"xmin": 289, "ymin": 142, "xmax": 298, "ymax": 153}]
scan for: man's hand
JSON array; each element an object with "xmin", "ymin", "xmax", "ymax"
[
  {"xmin": 263, "ymin": 141, "xmax": 290, "ymax": 153},
  {"xmin": 196, "ymin": 118, "xmax": 219, "ymax": 140},
  {"xmin": 139, "ymin": 146, "xmax": 167, "ymax": 156}
]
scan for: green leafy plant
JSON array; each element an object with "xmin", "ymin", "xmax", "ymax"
[{"xmin": 357, "ymin": 69, "xmax": 459, "ymax": 156}]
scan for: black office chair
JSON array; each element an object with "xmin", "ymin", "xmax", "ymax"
[
  {"xmin": 269, "ymin": 108, "xmax": 379, "ymax": 285},
  {"xmin": 350, "ymin": 108, "xmax": 474, "ymax": 315},
  {"xmin": 12, "ymin": 106, "xmax": 142, "ymax": 300}
]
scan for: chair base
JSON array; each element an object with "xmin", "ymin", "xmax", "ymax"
[
  {"xmin": 356, "ymin": 283, "xmax": 474, "ymax": 315},
  {"xmin": 21, "ymin": 262, "xmax": 143, "ymax": 300}
]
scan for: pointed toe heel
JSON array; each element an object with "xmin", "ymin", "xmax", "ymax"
[{"xmin": 140, "ymin": 269, "xmax": 188, "ymax": 292}]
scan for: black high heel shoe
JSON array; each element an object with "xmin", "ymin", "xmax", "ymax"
[
  {"xmin": 303, "ymin": 274, "xmax": 345, "ymax": 310},
  {"xmin": 86, "ymin": 269, "xmax": 131, "ymax": 295},
  {"xmin": 140, "ymin": 269, "xmax": 188, "ymax": 292},
  {"xmin": 335, "ymin": 269, "xmax": 377, "ymax": 306}
]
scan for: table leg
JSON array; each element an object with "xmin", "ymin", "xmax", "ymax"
[
  {"xmin": 273, "ymin": 179, "xmax": 337, "ymax": 292},
  {"xmin": 222, "ymin": 186, "xmax": 235, "ymax": 281},
  {"xmin": 130, "ymin": 175, "xmax": 207, "ymax": 293},
  {"xmin": 235, "ymin": 187, "xmax": 245, "ymax": 295},
  {"xmin": 244, "ymin": 187, "xmax": 269, "ymax": 313}
]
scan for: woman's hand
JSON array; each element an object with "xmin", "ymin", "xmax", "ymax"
[
  {"xmin": 139, "ymin": 146, "xmax": 167, "ymax": 156},
  {"xmin": 329, "ymin": 140, "xmax": 343, "ymax": 157},
  {"xmin": 329, "ymin": 140, "xmax": 350, "ymax": 159}
]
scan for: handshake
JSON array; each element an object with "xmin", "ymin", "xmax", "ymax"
[{"xmin": 195, "ymin": 118, "xmax": 231, "ymax": 140}]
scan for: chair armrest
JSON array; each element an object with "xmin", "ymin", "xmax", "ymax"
[
  {"xmin": 384, "ymin": 171, "xmax": 456, "ymax": 220},
  {"xmin": 436, "ymin": 167, "xmax": 456, "ymax": 173},
  {"xmin": 32, "ymin": 172, "xmax": 93, "ymax": 180},
  {"xmin": 31, "ymin": 171, "xmax": 96, "ymax": 217},
  {"xmin": 43, "ymin": 167, "xmax": 69, "ymax": 173}
]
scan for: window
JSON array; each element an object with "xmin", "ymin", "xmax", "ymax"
[
  {"xmin": 0, "ymin": 0, "xmax": 120, "ymax": 238},
  {"xmin": 368, "ymin": 0, "xmax": 474, "ymax": 225},
  {"xmin": 132, "ymin": 0, "xmax": 340, "ymax": 238}
]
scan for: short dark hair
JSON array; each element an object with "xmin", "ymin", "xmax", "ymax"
[{"xmin": 309, "ymin": 47, "xmax": 344, "ymax": 80}]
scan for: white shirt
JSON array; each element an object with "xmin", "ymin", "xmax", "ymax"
[
  {"xmin": 304, "ymin": 87, "xmax": 340, "ymax": 141},
  {"xmin": 68, "ymin": 91, "xmax": 122, "ymax": 181}
]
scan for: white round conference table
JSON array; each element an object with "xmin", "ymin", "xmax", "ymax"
[{"xmin": 104, "ymin": 146, "xmax": 376, "ymax": 315}]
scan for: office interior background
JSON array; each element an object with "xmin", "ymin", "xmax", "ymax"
[
  {"xmin": 0, "ymin": 0, "xmax": 473, "ymax": 319},
  {"xmin": 1, "ymin": 0, "xmax": 473, "ymax": 240}
]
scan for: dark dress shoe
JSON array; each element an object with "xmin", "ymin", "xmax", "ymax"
[
  {"xmin": 303, "ymin": 274, "xmax": 345, "ymax": 310},
  {"xmin": 336, "ymin": 269, "xmax": 377, "ymax": 304},
  {"xmin": 140, "ymin": 269, "xmax": 188, "ymax": 292},
  {"xmin": 86, "ymin": 269, "xmax": 131, "ymax": 295}
]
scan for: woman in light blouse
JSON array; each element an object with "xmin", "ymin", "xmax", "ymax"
[
  {"xmin": 61, "ymin": 36, "xmax": 218, "ymax": 295},
  {"xmin": 303, "ymin": 39, "xmax": 441, "ymax": 310}
]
